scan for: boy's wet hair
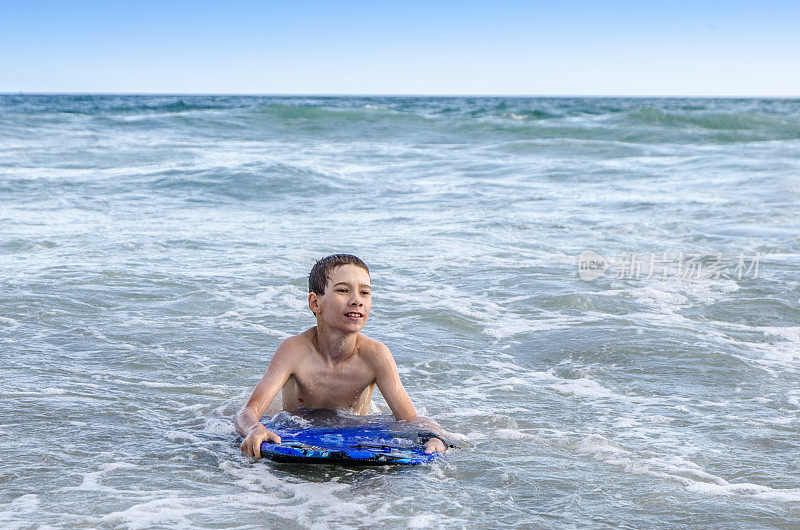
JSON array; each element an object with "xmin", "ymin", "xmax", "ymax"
[{"xmin": 308, "ymin": 254, "xmax": 369, "ymax": 295}]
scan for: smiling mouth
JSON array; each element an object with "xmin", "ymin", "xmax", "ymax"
[{"xmin": 345, "ymin": 312, "xmax": 363, "ymax": 318}]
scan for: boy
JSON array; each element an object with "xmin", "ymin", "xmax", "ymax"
[{"xmin": 236, "ymin": 254, "xmax": 448, "ymax": 459}]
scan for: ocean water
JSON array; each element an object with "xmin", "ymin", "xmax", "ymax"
[{"xmin": 1, "ymin": 94, "xmax": 799, "ymax": 528}]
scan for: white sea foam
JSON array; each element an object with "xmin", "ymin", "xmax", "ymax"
[
  {"xmin": 493, "ymin": 428, "xmax": 535, "ymax": 440},
  {"xmin": 63, "ymin": 465, "xmax": 137, "ymax": 494},
  {"xmin": 165, "ymin": 430, "xmax": 203, "ymax": 443},
  {"xmin": 760, "ymin": 326, "xmax": 800, "ymax": 342},
  {"xmin": 99, "ymin": 494, "xmax": 276, "ymax": 529},
  {"xmin": 577, "ymin": 435, "xmax": 626, "ymax": 456},
  {"xmin": 394, "ymin": 283, "xmax": 588, "ymax": 338},
  {"xmin": 409, "ymin": 513, "xmax": 442, "ymax": 528},
  {"xmin": 571, "ymin": 434, "xmax": 800, "ymax": 504},
  {"xmin": 685, "ymin": 481, "xmax": 800, "ymax": 502},
  {"xmin": 547, "ymin": 377, "xmax": 627, "ymax": 402},
  {"xmin": 99, "ymin": 461, "xmax": 138, "ymax": 471},
  {"xmin": 254, "ymin": 284, "xmax": 309, "ymax": 312},
  {"xmin": 106, "ymin": 377, "xmax": 230, "ymax": 396},
  {"xmin": 0, "ymin": 494, "xmax": 40, "ymax": 527},
  {"xmin": 787, "ymin": 390, "xmax": 800, "ymax": 407},
  {"xmin": 0, "ymin": 316, "xmax": 20, "ymax": 330},
  {"xmin": 204, "ymin": 417, "xmax": 237, "ymax": 436}
]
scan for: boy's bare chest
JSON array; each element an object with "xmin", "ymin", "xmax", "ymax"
[{"xmin": 283, "ymin": 356, "xmax": 375, "ymax": 409}]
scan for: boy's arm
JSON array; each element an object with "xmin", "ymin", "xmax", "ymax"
[
  {"xmin": 371, "ymin": 343, "xmax": 448, "ymax": 454},
  {"xmin": 236, "ymin": 339, "xmax": 296, "ymax": 459}
]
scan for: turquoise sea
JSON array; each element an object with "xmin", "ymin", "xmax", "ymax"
[{"xmin": 1, "ymin": 94, "xmax": 800, "ymax": 528}]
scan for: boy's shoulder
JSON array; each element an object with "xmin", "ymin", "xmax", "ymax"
[
  {"xmin": 271, "ymin": 329, "xmax": 315, "ymax": 362},
  {"xmin": 355, "ymin": 333, "xmax": 391, "ymax": 357}
]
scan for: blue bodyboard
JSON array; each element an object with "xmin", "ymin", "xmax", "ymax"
[{"xmin": 259, "ymin": 415, "xmax": 440, "ymax": 466}]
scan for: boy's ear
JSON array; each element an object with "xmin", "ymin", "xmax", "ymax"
[{"xmin": 308, "ymin": 292, "xmax": 320, "ymax": 315}]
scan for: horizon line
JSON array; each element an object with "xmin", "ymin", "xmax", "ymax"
[{"xmin": 2, "ymin": 91, "xmax": 799, "ymax": 99}]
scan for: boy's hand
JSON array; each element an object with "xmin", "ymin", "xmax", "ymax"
[
  {"xmin": 240, "ymin": 424, "xmax": 281, "ymax": 460},
  {"xmin": 423, "ymin": 437, "xmax": 447, "ymax": 454}
]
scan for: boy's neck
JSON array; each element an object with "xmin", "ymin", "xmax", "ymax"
[{"xmin": 313, "ymin": 325, "xmax": 358, "ymax": 363}]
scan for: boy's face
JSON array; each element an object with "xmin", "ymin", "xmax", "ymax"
[{"xmin": 309, "ymin": 264, "xmax": 372, "ymax": 332}]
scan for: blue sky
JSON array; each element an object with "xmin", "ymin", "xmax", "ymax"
[{"xmin": 1, "ymin": 0, "xmax": 798, "ymax": 95}]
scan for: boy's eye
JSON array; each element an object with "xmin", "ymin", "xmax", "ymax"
[
  {"xmin": 361, "ymin": 291, "xmax": 371, "ymax": 295},
  {"xmin": 336, "ymin": 288, "xmax": 348, "ymax": 292}
]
